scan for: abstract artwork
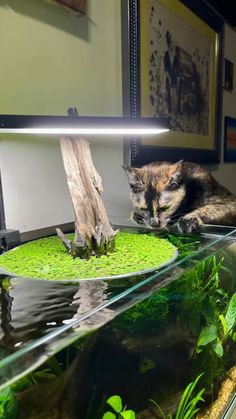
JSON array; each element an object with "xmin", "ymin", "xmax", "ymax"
[
  {"xmin": 224, "ymin": 117, "xmax": 236, "ymax": 162},
  {"xmin": 126, "ymin": 0, "xmax": 223, "ymax": 165},
  {"xmin": 146, "ymin": 0, "xmax": 210, "ymax": 136}
]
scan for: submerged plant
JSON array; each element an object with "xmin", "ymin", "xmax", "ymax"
[
  {"xmin": 114, "ymin": 292, "xmax": 169, "ymax": 335},
  {"xmin": 197, "ymin": 293, "xmax": 236, "ymax": 357},
  {"xmin": 101, "ymin": 375, "xmax": 205, "ymax": 419},
  {"xmin": 0, "ymin": 387, "xmax": 17, "ymax": 419},
  {"xmin": 102, "ymin": 395, "xmax": 136, "ymax": 419},
  {"xmin": 165, "ymin": 233, "xmax": 200, "ymax": 259},
  {"xmin": 166, "ymin": 256, "xmax": 227, "ymax": 337},
  {"xmin": 150, "ymin": 373, "xmax": 205, "ymax": 419}
]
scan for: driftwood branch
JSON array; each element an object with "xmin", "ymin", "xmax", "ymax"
[{"xmin": 57, "ymin": 132, "xmax": 117, "ymax": 258}]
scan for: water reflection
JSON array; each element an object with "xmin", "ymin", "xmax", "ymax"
[{"xmin": 0, "ymin": 276, "xmax": 114, "ymax": 354}]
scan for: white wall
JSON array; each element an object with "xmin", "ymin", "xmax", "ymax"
[
  {"xmin": 0, "ymin": 2, "xmax": 236, "ymax": 233},
  {"xmin": 0, "ymin": 0, "xmax": 132, "ymax": 232}
]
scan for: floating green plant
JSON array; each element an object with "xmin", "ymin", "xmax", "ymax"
[{"xmin": 0, "ymin": 232, "xmax": 177, "ymax": 280}]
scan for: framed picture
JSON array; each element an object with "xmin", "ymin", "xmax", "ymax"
[
  {"xmin": 224, "ymin": 59, "xmax": 234, "ymax": 92},
  {"xmin": 124, "ymin": 0, "xmax": 223, "ymax": 166},
  {"xmin": 224, "ymin": 116, "xmax": 236, "ymax": 162},
  {"xmin": 49, "ymin": 0, "xmax": 86, "ymax": 15}
]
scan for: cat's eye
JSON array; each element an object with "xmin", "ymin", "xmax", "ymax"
[
  {"xmin": 159, "ymin": 206, "xmax": 170, "ymax": 212},
  {"xmin": 168, "ymin": 180, "xmax": 179, "ymax": 190},
  {"xmin": 130, "ymin": 184, "xmax": 144, "ymax": 193}
]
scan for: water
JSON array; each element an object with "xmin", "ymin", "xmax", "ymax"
[
  {"xmin": 13, "ymin": 244, "xmax": 236, "ymax": 418},
  {"xmin": 0, "ymin": 227, "xmax": 235, "ymax": 418}
]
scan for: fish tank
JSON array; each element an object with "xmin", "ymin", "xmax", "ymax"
[{"xmin": 0, "ymin": 224, "xmax": 235, "ymax": 419}]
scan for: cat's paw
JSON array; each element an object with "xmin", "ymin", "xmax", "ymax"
[
  {"xmin": 130, "ymin": 211, "xmax": 145, "ymax": 225},
  {"xmin": 177, "ymin": 214, "xmax": 202, "ymax": 233}
]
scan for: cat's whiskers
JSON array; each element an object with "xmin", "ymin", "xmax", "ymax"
[{"xmin": 170, "ymin": 211, "xmax": 189, "ymax": 220}]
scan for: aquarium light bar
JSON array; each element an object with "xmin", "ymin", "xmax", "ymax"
[{"xmin": 0, "ymin": 115, "xmax": 170, "ymax": 136}]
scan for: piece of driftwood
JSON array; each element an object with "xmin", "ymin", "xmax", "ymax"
[{"xmin": 56, "ymin": 132, "xmax": 117, "ymax": 258}]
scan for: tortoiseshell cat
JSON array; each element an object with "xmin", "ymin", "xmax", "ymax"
[{"xmin": 124, "ymin": 161, "xmax": 236, "ymax": 233}]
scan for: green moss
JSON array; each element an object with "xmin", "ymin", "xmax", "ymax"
[
  {"xmin": 0, "ymin": 232, "xmax": 176, "ymax": 281},
  {"xmin": 114, "ymin": 292, "xmax": 169, "ymax": 335}
]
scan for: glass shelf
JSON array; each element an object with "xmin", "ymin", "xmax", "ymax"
[{"xmin": 0, "ymin": 224, "xmax": 236, "ymax": 391}]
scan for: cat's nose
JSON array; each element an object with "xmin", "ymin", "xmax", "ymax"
[{"xmin": 149, "ymin": 217, "xmax": 160, "ymax": 227}]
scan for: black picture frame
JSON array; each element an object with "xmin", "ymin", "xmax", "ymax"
[
  {"xmin": 125, "ymin": 0, "xmax": 224, "ymax": 167},
  {"xmin": 224, "ymin": 59, "xmax": 234, "ymax": 92}
]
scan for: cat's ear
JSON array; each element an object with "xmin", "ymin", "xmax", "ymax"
[
  {"xmin": 171, "ymin": 160, "xmax": 183, "ymax": 176},
  {"xmin": 174, "ymin": 160, "xmax": 183, "ymax": 169},
  {"xmin": 122, "ymin": 166, "xmax": 144, "ymax": 187},
  {"xmin": 169, "ymin": 160, "xmax": 183, "ymax": 186}
]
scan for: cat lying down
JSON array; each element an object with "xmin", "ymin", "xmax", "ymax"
[{"xmin": 123, "ymin": 161, "xmax": 236, "ymax": 233}]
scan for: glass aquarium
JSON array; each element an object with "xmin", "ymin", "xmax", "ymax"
[{"xmin": 0, "ymin": 224, "xmax": 235, "ymax": 419}]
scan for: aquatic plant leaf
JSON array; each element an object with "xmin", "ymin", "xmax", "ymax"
[
  {"xmin": 120, "ymin": 410, "xmax": 136, "ymax": 419},
  {"xmin": 197, "ymin": 324, "xmax": 217, "ymax": 348},
  {"xmin": 214, "ymin": 342, "xmax": 223, "ymax": 357},
  {"xmin": 183, "ymin": 407, "xmax": 200, "ymax": 419},
  {"xmin": 1, "ymin": 278, "xmax": 13, "ymax": 291},
  {"xmin": 102, "ymin": 412, "xmax": 116, "ymax": 419},
  {"xmin": 182, "ymin": 388, "xmax": 205, "ymax": 419},
  {"xmin": 149, "ymin": 399, "xmax": 165, "ymax": 419},
  {"xmin": 225, "ymin": 293, "xmax": 236, "ymax": 332},
  {"xmin": 106, "ymin": 395, "xmax": 122, "ymax": 413},
  {"xmin": 139, "ymin": 357, "xmax": 156, "ymax": 374},
  {"xmin": 219, "ymin": 314, "xmax": 228, "ymax": 337},
  {"xmin": 0, "ymin": 387, "xmax": 17, "ymax": 419},
  {"xmin": 175, "ymin": 373, "xmax": 204, "ymax": 419}
]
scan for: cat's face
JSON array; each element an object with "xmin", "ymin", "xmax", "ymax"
[{"xmin": 124, "ymin": 161, "xmax": 186, "ymax": 229}]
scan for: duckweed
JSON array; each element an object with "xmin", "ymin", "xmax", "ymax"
[{"xmin": 0, "ymin": 232, "xmax": 177, "ymax": 280}]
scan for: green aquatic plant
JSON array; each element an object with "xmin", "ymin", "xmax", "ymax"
[
  {"xmin": 166, "ymin": 256, "xmax": 227, "ymax": 337},
  {"xmin": 114, "ymin": 292, "xmax": 169, "ymax": 335},
  {"xmin": 11, "ymin": 366, "xmax": 58, "ymax": 393},
  {"xmin": 197, "ymin": 293, "xmax": 236, "ymax": 357},
  {"xmin": 0, "ymin": 232, "xmax": 177, "ymax": 280},
  {"xmin": 164, "ymin": 233, "xmax": 200, "ymax": 259},
  {"xmin": 102, "ymin": 375, "xmax": 205, "ymax": 419},
  {"xmin": 150, "ymin": 373, "xmax": 205, "ymax": 419},
  {"xmin": 113, "ymin": 255, "xmax": 226, "ymax": 340},
  {"xmin": 173, "ymin": 374, "xmax": 205, "ymax": 419},
  {"xmin": 139, "ymin": 356, "xmax": 156, "ymax": 374},
  {"xmin": 167, "ymin": 256, "xmax": 235, "ymax": 391},
  {"xmin": 102, "ymin": 395, "xmax": 136, "ymax": 419},
  {"xmin": 0, "ymin": 387, "xmax": 17, "ymax": 419}
]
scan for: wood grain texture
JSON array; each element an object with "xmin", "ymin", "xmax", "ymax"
[{"xmin": 57, "ymin": 136, "xmax": 116, "ymax": 258}]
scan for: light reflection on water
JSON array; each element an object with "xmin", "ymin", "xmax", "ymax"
[{"xmin": 0, "ymin": 276, "xmax": 110, "ymax": 352}]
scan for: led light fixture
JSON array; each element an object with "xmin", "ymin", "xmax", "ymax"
[{"xmin": 0, "ymin": 115, "xmax": 170, "ymax": 136}]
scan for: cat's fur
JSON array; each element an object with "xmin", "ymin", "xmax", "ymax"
[{"xmin": 124, "ymin": 161, "xmax": 236, "ymax": 233}]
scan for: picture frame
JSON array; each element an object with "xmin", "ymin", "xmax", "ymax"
[
  {"xmin": 224, "ymin": 59, "xmax": 234, "ymax": 92},
  {"xmin": 125, "ymin": 0, "xmax": 224, "ymax": 166},
  {"xmin": 224, "ymin": 116, "xmax": 236, "ymax": 162},
  {"xmin": 49, "ymin": 0, "xmax": 86, "ymax": 15}
]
